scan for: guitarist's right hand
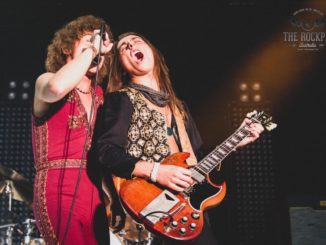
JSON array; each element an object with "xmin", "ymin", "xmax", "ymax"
[
  {"xmin": 132, "ymin": 160, "xmax": 193, "ymax": 192},
  {"xmin": 156, "ymin": 165, "xmax": 194, "ymax": 192}
]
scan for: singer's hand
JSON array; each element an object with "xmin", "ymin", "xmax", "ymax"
[{"xmin": 91, "ymin": 29, "xmax": 113, "ymax": 55}]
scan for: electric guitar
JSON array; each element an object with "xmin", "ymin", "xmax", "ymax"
[{"xmin": 116, "ymin": 110, "xmax": 277, "ymax": 241}]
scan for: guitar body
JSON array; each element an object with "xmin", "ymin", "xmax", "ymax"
[
  {"xmin": 116, "ymin": 110, "xmax": 277, "ymax": 241},
  {"xmin": 118, "ymin": 152, "xmax": 227, "ymax": 241}
]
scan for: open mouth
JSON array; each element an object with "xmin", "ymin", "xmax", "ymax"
[{"xmin": 134, "ymin": 51, "xmax": 144, "ymax": 61}]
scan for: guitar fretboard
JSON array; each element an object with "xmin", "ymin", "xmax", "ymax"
[
  {"xmin": 184, "ymin": 110, "xmax": 276, "ymax": 196},
  {"xmin": 191, "ymin": 125, "xmax": 251, "ymax": 183}
]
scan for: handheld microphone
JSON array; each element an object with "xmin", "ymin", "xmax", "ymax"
[
  {"xmin": 90, "ymin": 31, "xmax": 106, "ymax": 43},
  {"xmin": 91, "ymin": 23, "xmax": 106, "ymax": 66}
]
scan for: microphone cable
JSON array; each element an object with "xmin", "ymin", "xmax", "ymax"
[{"xmin": 61, "ymin": 23, "xmax": 106, "ymax": 245}]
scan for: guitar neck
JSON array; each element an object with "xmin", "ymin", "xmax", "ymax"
[
  {"xmin": 193, "ymin": 125, "xmax": 251, "ymax": 177},
  {"xmin": 190, "ymin": 110, "xmax": 277, "ymax": 182}
]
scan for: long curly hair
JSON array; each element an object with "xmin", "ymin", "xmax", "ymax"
[
  {"xmin": 45, "ymin": 15, "xmax": 113, "ymax": 82},
  {"xmin": 108, "ymin": 32, "xmax": 186, "ymax": 117}
]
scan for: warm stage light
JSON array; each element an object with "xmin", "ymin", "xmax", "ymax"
[
  {"xmin": 239, "ymin": 82, "xmax": 262, "ymax": 102},
  {"xmin": 240, "ymin": 94, "xmax": 249, "ymax": 102},
  {"xmin": 240, "ymin": 83, "xmax": 248, "ymax": 91},
  {"xmin": 253, "ymin": 94, "xmax": 262, "ymax": 102},
  {"xmin": 252, "ymin": 83, "xmax": 261, "ymax": 91}
]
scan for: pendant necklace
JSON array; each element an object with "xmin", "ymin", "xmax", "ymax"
[{"xmin": 165, "ymin": 107, "xmax": 173, "ymax": 136}]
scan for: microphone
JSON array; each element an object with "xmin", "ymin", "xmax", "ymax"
[
  {"xmin": 91, "ymin": 23, "xmax": 106, "ymax": 66},
  {"xmin": 90, "ymin": 31, "xmax": 106, "ymax": 43}
]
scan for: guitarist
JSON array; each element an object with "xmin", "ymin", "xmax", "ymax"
[{"xmin": 96, "ymin": 32, "xmax": 264, "ymax": 245}]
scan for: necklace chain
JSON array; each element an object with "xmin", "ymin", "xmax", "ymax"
[{"xmin": 76, "ymin": 86, "xmax": 92, "ymax": 94}]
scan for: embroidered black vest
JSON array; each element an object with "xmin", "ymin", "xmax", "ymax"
[{"xmin": 124, "ymin": 88, "xmax": 171, "ymax": 162}]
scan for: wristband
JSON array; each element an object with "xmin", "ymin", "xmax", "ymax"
[{"xmin": 150, "ymin": 162, "xmax": 160, "ymax": 183}]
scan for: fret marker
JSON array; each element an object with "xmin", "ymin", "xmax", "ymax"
[
  {"xmin": 211, "ymin": 154, "xmax": 219, "ymax": 161},
  {"xmin": 238, "ymin": 132, "xmax": 245, "ymax": 137},
  {"xmin": 226, "ymin": 142, "xmax": 234, "ymax": 148},
  {"xmin": 218, "ymin": 149, "xmax": 226, "ymax": 155},
  {"xmin": 231, "ymin": 137, "xmax": 239, "ymax": 143}
]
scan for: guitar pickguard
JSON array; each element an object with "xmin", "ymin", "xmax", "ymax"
[
  {"xmin": 188, "ymin": 180, "xmax": 222, "ymax": 210},
  {"xmin": 140, "ymin": 189, "xmax": 179, "ymax": 224}
]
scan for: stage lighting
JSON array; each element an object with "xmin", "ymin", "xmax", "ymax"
[
  {"xmin": 240, "ymin": 83, "xmax": 248, "ymax": 91},
  {"xmin": 239, "ymin": 82, "xmax": 262, "ymax": 103},
  {"xmin": 6, "ymin": 80, "xmax": 32, "ymax": 102},
  {"xmin": 253, "ymin": 94, "xmax": 262, "ymax": 102},
  {"xmin": 9, "ymin": 81, "xmax": 17, "ymax": 89},
  {"xmin": 22, "ymin": 81, "xmax": 30, "ymax": 89},
  {"xmin": 252, "ymin": 82, "xmax": 261, "ymax": 91},
  {"xmin": 22, "ymin": 92, "xmax": 29, "ymax": 100},
  {"xmin": 8, "ymin": 92, "xmax": 16, "ymax": 100},
  {"xmin": 240, "ymin": 94, "xmax": 249, "ymax": 102}
]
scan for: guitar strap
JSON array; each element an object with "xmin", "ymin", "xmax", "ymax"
[{"xmin": 173, "ymin": 107, "xmax": 198, "ymax": 166}]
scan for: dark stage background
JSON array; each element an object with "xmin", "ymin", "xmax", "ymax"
[{"xmin": 0, "ymin": 0, "xmax": 325, "ymax": 244}]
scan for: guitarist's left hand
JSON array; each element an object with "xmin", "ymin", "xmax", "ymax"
[{"xmin": 236, "ymin": 118, "xmax": 264, "ymax": 148}]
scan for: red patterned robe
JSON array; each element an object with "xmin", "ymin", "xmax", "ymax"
[{"xmin": 32, "ymin": 87, "xmax": 104, "ymax": 244}]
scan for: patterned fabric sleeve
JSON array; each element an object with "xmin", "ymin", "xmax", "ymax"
[
  {"xmin": 96, "ymin": 91, "xmax": 139, "ymax": 178},
  {"xmin": 96, "ymin": 92, "xmax": 205, "ymax": 178}
]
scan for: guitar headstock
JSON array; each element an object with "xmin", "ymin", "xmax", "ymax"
[{"xmin": 246, "ymin": 110, "xmax": 277, "ymax": 131}]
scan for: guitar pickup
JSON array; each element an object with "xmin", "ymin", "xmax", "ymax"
[{"xmin": 140, "ymin": 190, "xmax": 180, "ymax": 224}]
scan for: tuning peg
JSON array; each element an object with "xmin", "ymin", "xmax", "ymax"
[
  {"xmin": 246, "ymin": 110, "xmax": 258, "ymax": 118},
  {"xmin": 265, "ymin": 122, "xmax": 277, "ymax": 131}
]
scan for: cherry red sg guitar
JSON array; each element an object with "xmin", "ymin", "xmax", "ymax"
[{"xmin": 116, "ymin": 110, "xmax": 277, "ymax": 241}]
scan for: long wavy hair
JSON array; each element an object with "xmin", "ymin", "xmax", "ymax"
[
  {"xmin": 108, "ymin": 32, "xmax": 186, "ymax": 117},
  {"xmin": 45, "ymin": 15, "xmax": 113, "ymax": 82}
]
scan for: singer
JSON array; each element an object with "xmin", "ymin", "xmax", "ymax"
[
  {"xmin": 32, "ymin": 15, "xmax": 113, "ymax": 244},
  {"xmin": 96, "ymin": 32, "xmax": 264, "ymax": 245}
]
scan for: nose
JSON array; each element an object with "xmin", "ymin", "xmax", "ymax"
[{"xmin": 126, "ymin": 41, "xmax": 133, "ymax": 50}]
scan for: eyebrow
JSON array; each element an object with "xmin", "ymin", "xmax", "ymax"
[{"xmin": 118, "ymin": 36, "xmax": 140, "ymax": 49}]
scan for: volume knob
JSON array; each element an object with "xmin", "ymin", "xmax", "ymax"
[
  {"xmin": 189, "ymin": 222, "xmax": 197, "ymax": 230},
  {"xmin": 179, "ymin": 227, "xmax": 186, "ymax": 235},
  {"xmin": 181, "ymin": 216, "xmax": 188, "ymax": 223},
  {"xmin": 171, "ymin": 221, "xmax": 178, "ymax": 227}
]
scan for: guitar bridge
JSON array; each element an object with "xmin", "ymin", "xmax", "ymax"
[{"xmin": 140, "ymin": 190, "xmax": 179, "ymax": 224}]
